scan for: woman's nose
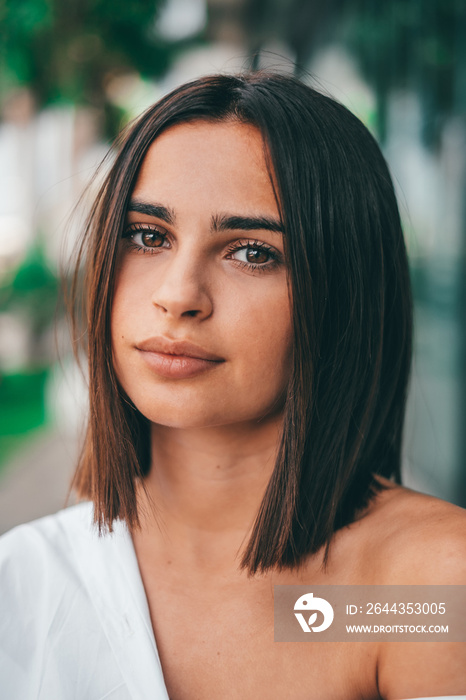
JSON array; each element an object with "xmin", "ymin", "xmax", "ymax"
[{"xmin": 151, "ymin": 251, "xmax": 213, "ymax": 320}]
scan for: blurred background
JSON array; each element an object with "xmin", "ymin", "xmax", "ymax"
[{"xmin": 0, "ymin": 0, "xmax": 465, "ymax": 533}]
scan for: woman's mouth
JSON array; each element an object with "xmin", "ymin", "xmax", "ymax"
[{"xmin": 135, "ymin": 337, "xmax": 225, "ymax": 379}]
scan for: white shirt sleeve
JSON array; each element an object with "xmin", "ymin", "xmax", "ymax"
[{"xmin": 0, "ymin": 503, "xmax": 169, "ymax": 700}]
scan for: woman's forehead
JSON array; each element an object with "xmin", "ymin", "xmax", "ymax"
[
  {"xmin": 130, "ymin": 120, "xmax": 279, "ymax": 219},
  {"xmin": 139, "ymin": 119, "xmax": 266, "ymax": 172}
]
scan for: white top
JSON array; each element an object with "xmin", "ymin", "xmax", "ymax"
[
  {"xmin": 0, "ymin": 502, "xmax": 170, "ymax": 700},
  {"xmin": 1, "ymin": 504, "xmax": 465, "ymax": 700}
]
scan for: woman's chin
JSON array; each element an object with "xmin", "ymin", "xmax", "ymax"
[
  {"xmin": 138, "ymin": 406, "xmax": 232, "ymax": 431},
  {"xmin": 138, "ymin": 405, "xmax": 283, "ymax": 433}
]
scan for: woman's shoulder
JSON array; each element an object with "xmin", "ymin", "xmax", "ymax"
[
  {"xmin": 360, "ymin": 480, "xmax": 466, "ymax": 585},
  {"xmin": 0, "ymin": 502, "xmax": 95, "ymax": 565},
  {"xmin": 0, "ymin": 503, "xmax": 146, "ymax": 699},
  {"xmin": 1, "ymin": 500, "xmax": 94, "ymax": 536},
  {"xmin": 0, "ymin": 502, "xmax": 96, "ymax": 607},
  {"xmin": 341, "ymin": 483, "xmax": 466, "ymax": 698}
]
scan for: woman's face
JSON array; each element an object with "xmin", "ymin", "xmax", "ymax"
[{"xmin": 111, "ymin": 120, "xmax": 292, "ymax": 429}]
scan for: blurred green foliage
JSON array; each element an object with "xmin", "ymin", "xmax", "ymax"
[
  {"xmin": 0, "ymin": 246, "xmax": 60, "ymax": 467},
  {"xmin": 0, "ymin": 369, "xmax": 48, "ymax": 469},
  {"xmin": 343, "ymin": 0, "xmax": 466, "ymax": 144},
  {"xmin": 0, "ymin": 241, "xmax": 59, "ymax": 340},
  {"xmin": 0, "ymin": 0, "xmax": 173, "ymax": 134}
]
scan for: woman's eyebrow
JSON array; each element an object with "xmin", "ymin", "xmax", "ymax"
[
  {"xmin": 211, "ymin": 213, "xmax": 284, "ymax": 234},
  {"xmin": 127, "ymin": 200, "xmax": 176, "ymax": 225},
  {"xmin": 127, "ymin": 201, "xmax": 283, "ymax": 234}
]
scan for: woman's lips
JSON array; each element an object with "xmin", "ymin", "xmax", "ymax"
[{"xmin": 136, "ymin": 337, "xmax": 225, "ymax": 379}]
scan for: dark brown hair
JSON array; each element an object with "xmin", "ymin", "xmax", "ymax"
[{"xmin": 71, "ymin": 72, "xmax": 413, "ymax": 574}]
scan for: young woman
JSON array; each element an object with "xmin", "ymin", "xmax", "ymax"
[{"xmin": 1, "ymin": 72, "xmax": 465, "ymax": 700}]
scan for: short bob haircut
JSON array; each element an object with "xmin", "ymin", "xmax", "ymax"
[{"xmin": 71, "ymin": 72, "xmax": 413, "ymax": 574}]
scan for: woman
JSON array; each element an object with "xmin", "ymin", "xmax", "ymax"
[{"xmin": 1, "ymin": 72, "xmax": 465, "ymax": 699}]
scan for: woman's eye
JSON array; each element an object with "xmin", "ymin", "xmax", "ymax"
[
  {"xmin": 227, "ymin": 241, "xmax": 280, "ymax": 270},
  {"xmin": 138, "ymin": 230, "xmax": 166, "ymax": 248},
  {"xmin": 122, "ymin": 224, "xmax": 169, "ymax": 251},
  {"xmin": 234, "ymin": 247, "xmax": 271, "ymax": 264}
]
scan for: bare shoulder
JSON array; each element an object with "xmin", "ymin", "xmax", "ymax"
[
  {"xmin": 359, "ymin": 479, "xmax": 466, "ymax": 585},
  {"xmin": 358, "ymin": 483, "xmax": 466, "ymax": 699}
]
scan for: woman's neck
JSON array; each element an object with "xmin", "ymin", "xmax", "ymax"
[{"xmin": 134, "ymin": 417, "xmax": 283, "ymax": 578}]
